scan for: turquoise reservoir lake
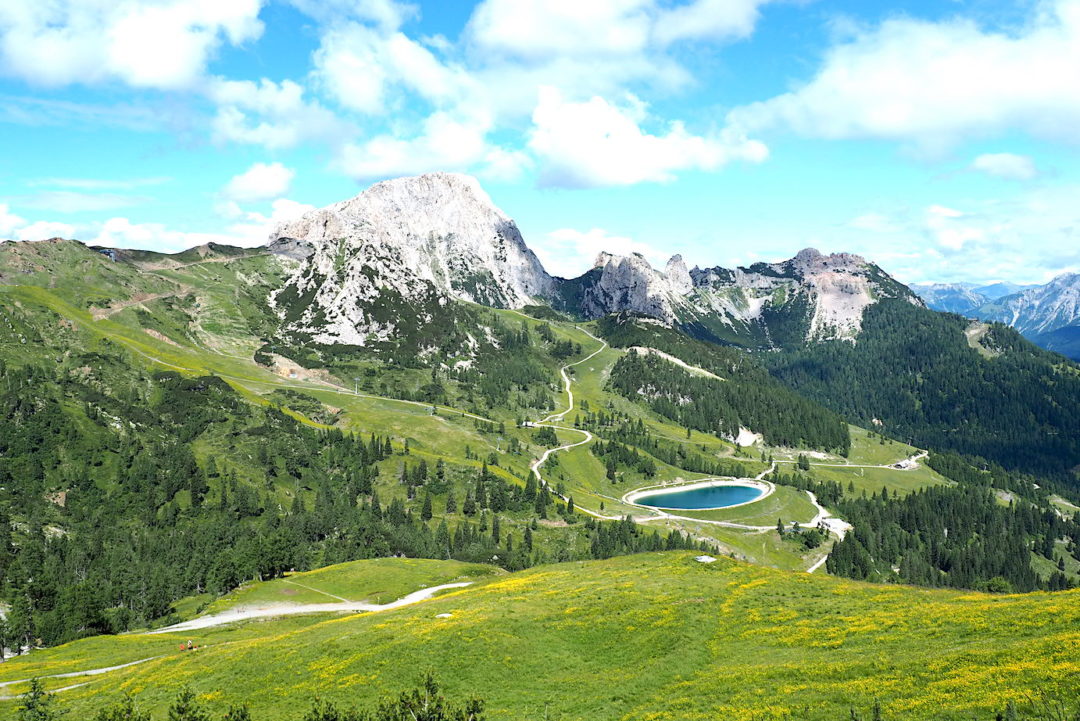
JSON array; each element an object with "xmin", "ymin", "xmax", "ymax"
[{"xmin": 633, "ymin": 484, "xmax": 764, "ymax": 510}]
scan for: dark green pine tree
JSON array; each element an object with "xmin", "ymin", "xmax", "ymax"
[
  {"xmin": 167, "ymin": 687, "xmax": 211, "ymax": 721},
  {"xmin": 17, "ymin": 679, "xmax": 61, "ymax": 721}
]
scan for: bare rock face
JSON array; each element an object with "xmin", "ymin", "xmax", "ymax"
[
  {"xmin": 580, "ymin": 253, "xmax": 693, "ymax": 322},
  {"xmin": 579, "ymin": 247, "xmax": 916, "ymax": 345},
  {"xmin": 665, "ymin": 254, "xmax": 694, "ymax": 295},
  {"xmin": 262, "ymin": 171, "xmax": 916, "ymax": 350},
  {"xmin": 980, "ymin": 273, "xmax": 1080, "ymax": 335},
  {"xmin": 267, "ymin": 172, "xmax": 555, "ymax": 345}
]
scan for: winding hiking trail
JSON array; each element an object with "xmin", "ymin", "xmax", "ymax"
[
  {"xmin": 90, "ymin": 286, "xmax": 191, "ymax": 320},
  {"xmin": 524, "ymin": 332, "xmax": 854, "ymax": 554},
  {"xmin": 0, "ymin": 656, "xmax": 160, "ymax": 700},
  {"xmin": 146, "ymin": 581, "xmax": 474, "ymax": 635}
]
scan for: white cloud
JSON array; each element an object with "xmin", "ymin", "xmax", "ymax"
[
  {"xmin": 288, "ymin": 0, "xmax": 416, "ymax": 30},
  {"xmin": 533, "ymin": 227, "xmax": 667, "ymax": 278},
  {"xmin": 728, "ymin": 0, "xmax": 1080, "ymax": 150},
  {"xmin": 833, "ymin": 184, "xmax": 1080, "ymax": 284},
  {"xmin": 971, "ymin": 153, "xmax": 1038, "ymax": 181},
  {"xmin": 467, "ymin": 0, "xmax": 654, "ymax": 62},
  {"xmin": 0, "ymin": 203, "xmax": 27, "ymax": 236},
  {"xmin": 312, "ymin": 24, "xmax": 391, "ymax": 115},
  {"xmin": 0, "ymin": 202, "xmax": 76, "ymax": 240},
  {"xmin": 92, "ymin": 198, "xmax": 314, "ymax": 252},
  {"xmin": 224, "ymin": 198, "xmax": 316, "ymax": 246},
  {"xmin": 338, "ymin": 112, "xmax": 525, "ymax": 182},
  {"xmin": 467, "ymin": 0, "xmax": 771, "ymax": 61},
  {"xmin": 1, "ymin": 192, "xmax": 313, "ymax": 251},
  {"xmin": 92, "ymin": 217, "xmax": 224, "ymax": 252},
  {"xmin": 209, "ymin": 78, "xmax": 347, "ymax": 150},
  {"xmin": 925, "ymin": 205, "xmax": 983, "ymax": 251},
  {"xmin": 12, "ymin": 220, "xmax": 77, "ymax": 241},
  {"xmin": 223, "ymin": 162, "xmax": 295, "ymax": 203},
  {"xmin": 652, "ymin": 0, "xmax": 770, "ymax": 45},
  {"xmin": 0, "ymin": 0, "xmax": 264, "ymax": 89},
  {"xmin": 313, "ymin": 23, "xmax": 475, "ymax": 116},
  {"xmin": 296, "ymin": 0, "xmax": 776, "ymax": 185},
  {"xmin": 528, "ymin": 87, "xmax": 767, "ymax": 188}
]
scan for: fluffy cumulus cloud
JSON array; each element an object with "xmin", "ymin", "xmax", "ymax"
[
  {"xmin": 971, "ymin": 153, "xmax": 1039, "ymax": 181},
  {"xmin": 0, "ymin": 203, "xmax": 77, "ymax": 240},
  {"xmin": 0, "ymin": 0, "xmax": 264, "ymax": 89},
  {"xmin": 223, "ymin": 162, "xmax": 295, "ymax": 203},
  {"xmin": 1, "ymin": 190, "xmax": 312, "ymax": 251},
  {"xmin": 90, "ymin": 197, "xmax": 314, "ymax": 252},
  {"xmin": 924, "ymin": 205, "xmax": 984, "ymax": 251},
  {"xmin": 528, "ymin": 87, "xmax": 767, "ymax": 188},
  {"xmin": 532, "ymin": 227, "xmax": 668, "ymax": 278},
  {"xmin": 93, "ymin": 217, "xmax": 226, "ymax": 252},
  {"xmin": 295, "ymin": 0, "xmax": 776, "ymax": 183},
  {"xmin": 338, "ymin": 111, "xmax": 529, "ymax": 182},
  {"xmin": 313, "ymin": 22, "xmax": 477, "ymax": 116},
  {"xmin": 728, "ymin": 0, "xmax": 1080, "ymax": 151},
  {"xmin": 0, "ymin": 204, "xmax": 25, "ymax": 236},
  {"xmin": 209, "ymin": 78, "xmax": 348, "ymax": 149},
  {"xmin": 466, "ymin": 0, "xmax": 770, "ymax": 61}
]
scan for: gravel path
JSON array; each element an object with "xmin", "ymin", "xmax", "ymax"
[{"xmin": 146, "ymin": 582, "xmax": 473, "ymax": 635}]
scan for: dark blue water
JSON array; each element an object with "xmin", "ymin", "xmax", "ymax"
[{"xmin": 634, "ymin": 484, "xmax": 763, "ymax": 510}]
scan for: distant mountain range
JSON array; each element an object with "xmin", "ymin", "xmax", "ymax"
[
  {"xmin": 914, "ymin": 276, "xmax": 1080, "ymax": 360},
  {"xmin": 269, "ymin": 172, "xmax": 920, "ymax": 353},
  {"xmin": 4, "ymin": 172, "xmax": 1079, "ymax": 480}
]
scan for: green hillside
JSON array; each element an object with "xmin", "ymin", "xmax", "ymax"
[
  {"xmin": 1, "ymin": 237, "xmax": 1079, "ymax": 720},
  {"xmin": 2, "ymin": 553, "xmax": 1077, "ymax": 720},
  {"xmin": 766, "ymin": 300, "xmax": 1080, "ymax": 481}
]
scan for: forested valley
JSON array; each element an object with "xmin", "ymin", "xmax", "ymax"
[{"xmin": 0, "ymin": 355, "xmax": 708, "ymax": 651}]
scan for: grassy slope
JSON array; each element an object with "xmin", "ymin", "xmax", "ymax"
[
  {"xmin": 201, "ymin": 558, "xmax": 500, "ymax": 613},
  {"xmin": 0, "ymin": 241, "xmax": 951, "ymax": 575},
  {"xmin": 2, "ymin": 553, "xmax": 1077, "ymax": 720}
]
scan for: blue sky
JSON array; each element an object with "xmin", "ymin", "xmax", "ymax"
[{"xmin": 2, "ymin": 0, "xmax": 1079, "ymax": 284}]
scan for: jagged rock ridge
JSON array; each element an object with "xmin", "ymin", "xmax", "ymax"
[
  {"xmin": 580, "ymin": 247, "xmax": 919, "ymax": 345},
  {"xmin": 265, "ymin": 172, "xmax": 919, "ymax": 349}
]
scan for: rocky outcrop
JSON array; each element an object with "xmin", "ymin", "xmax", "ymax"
[{"xmin": 580, "ymin": 252, "xmax": 690, "ymax": 322}]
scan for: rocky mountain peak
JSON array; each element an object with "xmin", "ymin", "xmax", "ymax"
[
  {"xmin": 789, "ymin": 247, "xmax": 868, "ymax": 276},
  {"xmin": 582, "ymin": 252, "xmax": 688, "ymax": 322},
  {"xmin": 665, "ymin": 254, "xmax": 693, "ymax": 295},
  {"xmin": 268, "ymin": 172, "xmax": 555, "ymax": 346}
]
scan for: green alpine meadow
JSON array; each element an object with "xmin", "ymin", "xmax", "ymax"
[{"xmin": 3, "ymin": 2, "xmax": 1080, "ymax": 716}]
